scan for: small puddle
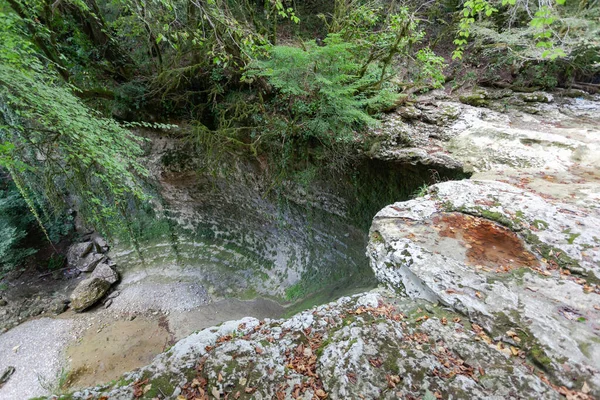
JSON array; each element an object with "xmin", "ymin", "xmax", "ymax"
[
  {"xmin": 64, "ymin": 317, "xmax": 171, "ymax": 389},
  {"xmin": 432, "ymin": 213, "xmax": 539, "ymax": 271}
]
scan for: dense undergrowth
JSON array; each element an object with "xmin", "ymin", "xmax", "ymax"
[{"xmin": 0, "ymin": 0, "xmax": 598, "ymax": 273}]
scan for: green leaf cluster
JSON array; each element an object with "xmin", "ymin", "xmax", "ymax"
[{"xmin": 0, "ymin": 10, "xmax": 148, "ymax": 237}]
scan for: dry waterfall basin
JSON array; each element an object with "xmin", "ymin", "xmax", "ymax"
[{"xmin": 0, "ymin": 91, "xmax": 599, "ymax": 399}]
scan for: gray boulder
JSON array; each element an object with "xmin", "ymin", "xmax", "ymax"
[
  {"xmin": 92, "ymin": 235, "xmax": 109, "ymax": 253},
  {"xmin": 368, "ymin": 180, "xmax": 600, "ymax": 396},
  {"xmin": 57, "ymin": 292, "xmax": 560, "ymax": 400},
  {"xmin": 66, "ymin": 242, "xmax": 94, "ymax": 268},
  {"xmin": 91, "ymin": 262, "xmax": 119, "ymax": 285},
  {"xmin": 70, "ymin": 278, "xmax": 111, "ymax": 312},
  {"xmin": 75, "ymin": 252, "xmax": 105, "ymax": 272}
]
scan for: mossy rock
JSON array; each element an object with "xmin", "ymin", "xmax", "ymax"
[
  {"xmin": 70, "ymin": 277, "xmax": 111, "ymax": 312},
  {"xmin": 459, "ymin": 93, "xmax": 490, "ymax": 107}
]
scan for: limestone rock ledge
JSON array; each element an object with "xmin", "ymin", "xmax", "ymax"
[
  {"xmin": 65, "ymin": 291, "xmax": 562, "ymax": 400},
  {"xmin": 368, "ymin": 179, "xmax": 600, "ymax": 397}
]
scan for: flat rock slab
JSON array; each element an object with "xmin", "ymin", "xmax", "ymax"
[{"xmin": 368, "ymin": 180, "xmax": 600, "ymax": 396}]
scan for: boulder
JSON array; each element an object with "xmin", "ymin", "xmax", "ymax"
[
  {"xmin": 459, "ymin": 92, "xmax": 489, "ymax": 107},
  {"xmin": 368, "ymin": 180, "xmax": 600, "ymax": 396},
  {"xmin": 519, "ymin": 92, "xmax": 553, "ymax": 103},
  {"xmin": 70, "ymin": 277, "xmax": 111, "ymax": 312},
  {"xmin": 65, "ymin": 293, "xmax": 561, "ymax": 400},
  {"xmin": 92, "ymin": 235, "xmax": 109, "ymax": 253},
  {"xmin": 75, "ymin": 252, "xmax": 105, "ymax": 273},
  {"xmin": 91, "ymin": 262, "xmax": 119, "ymax": 285},
  {"xmin": 66, "ymin": 242, "xmax": 94, "ymax": 268}
]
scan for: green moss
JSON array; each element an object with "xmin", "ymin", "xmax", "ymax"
[
  {"xmin": 523, "ymin": 231, "xmax": 581, "ymax": 271},
  {"xmin": 142, "ymin": 374, "xmax": 177, "ymax": 399},
  {"xmin": 459, "ymin": 94, "xmax": 490, "ymax": 107},
  {"xmin": 478, "ymin": 209, "xmax": 515, "ymax": 229},
  {"xmin": 383, "ymin": 355, "xmax": 401, "ymax": 375},
  {"xmin": 532, "ymin": 219, "xmax": 549, "ymax": 230},
  {"xmin": 530, "ymin": 344, "xmax": 552, "ymax": 369},
  {"xmin": 371, "ymin": 231, "xmax": 384, "ymax": 244},
  {"xmin": 567, "ymin": 233, "xmax": 581, "ymax": 244},
  {"xmin": 316, "ymin": 337, "xmax": 333, "ymax": 357}
]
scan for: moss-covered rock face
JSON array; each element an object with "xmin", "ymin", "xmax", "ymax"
[
  {"xmin": 110, "ymin": 132, "xmax": 379, "ymax": 304},
  {"xmin": 459, "ymin": 92, "xmax": 490, "ymax": 107},
  {"xmin": 110, "ymin": 127, "xmax": 466, "ymax": 304},
  {"xmin": 368, "ymin": 180, "xmax": 600, "ymax": 397}
]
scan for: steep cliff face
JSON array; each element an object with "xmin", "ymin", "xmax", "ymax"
[{"xmin": 110, "ymin": 130, "xmax": 466, "ymax": 303}]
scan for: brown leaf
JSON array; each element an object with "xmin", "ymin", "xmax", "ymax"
[
  {"xmin": 255, "ymin": 346, "xmax": 264, "ymax": 354},
  {"xmin": 245, "ymin": 387, "xmax": 256, "ymax": 394},
  {"xmin": 346, "ymin": 372, "xmax": 357, "ymax": 384},
  {"xmin": 369, "ymin": 358, "xmax": 383, "ymax": 368},
  {"xmin": 582, "ymin": 381, "xmax": 591, "ymax": 394}
]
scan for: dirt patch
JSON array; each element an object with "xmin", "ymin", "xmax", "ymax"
[
  {"xmin": 64, "ymin": 317, "xmax": 170, "ymax": 389},
  {"xmin": 433, "ymin": 213, "xmax": 539, "ymax": 271}
]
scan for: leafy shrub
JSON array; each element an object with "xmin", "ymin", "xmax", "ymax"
[{"xmin": 243, "ymin": 6, "xmax": 446, "ymax": 174}]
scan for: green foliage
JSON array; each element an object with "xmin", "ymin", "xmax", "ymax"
[
  {"xmin": 453, "ymin": 0, "xmax": 569, "ymax": 60},
  {"xmin": 529, "ymin": 5, "xmax": 566, "ymax": 59},
  {"xmin": 0, "ymin": 178, "xmax": 36, "ymax": 274},
  {"xmin": 0, "ymin": 10, "xmax": 148, "ymax": 237},
  {"xmin": 453, "ymin": 0, "xmax": 499, "ymax": 60},
  {"xmin": 239, "ymin": 5, "xmax": 445, "ymax": 175},
  {"xmin": 246, "ymin": 37, "xmax": 391, "ymax": 172}
]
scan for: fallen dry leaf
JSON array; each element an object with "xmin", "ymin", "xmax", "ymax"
[
  {"xmin": 415, "ymin": 315, "xmax": 429, "ymax": 323},
  {"xmin": 582, "ymin": 381, "xmax": 591, "ymax": 394}
]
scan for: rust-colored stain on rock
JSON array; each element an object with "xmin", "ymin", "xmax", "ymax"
[{"xmin": 433, "ymin": 213, "xmax": 539, "ymax": 271}]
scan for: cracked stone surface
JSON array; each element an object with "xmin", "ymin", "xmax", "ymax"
[
  {"xmin": 368, "ymin": 179, "xmax": 600, "ymax": 397},
  {"xmin": 59, "ymin": 292, "xmax": 564, "ymax": 400}
]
